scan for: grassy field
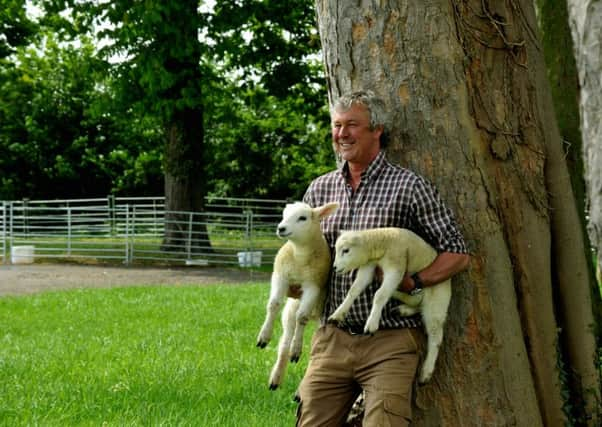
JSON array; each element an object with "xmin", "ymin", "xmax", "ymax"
[{"xmin": 0, "ymin": 284, "xmax": 312, "ymax": 426}]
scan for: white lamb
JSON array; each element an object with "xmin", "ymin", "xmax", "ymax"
[
  {"xmin": 329, "ymin": 227, "xmax": 451, "ymax": 383},
  {"xmin": 257, "ymin": 201, "xmax": 338, "ymax": 390}
]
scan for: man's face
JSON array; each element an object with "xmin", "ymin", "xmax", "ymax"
[{"xmin": 332, "ymin": 103, "xmax": 382, "ymax": 166}]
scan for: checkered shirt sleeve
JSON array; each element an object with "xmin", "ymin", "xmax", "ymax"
[{"xmin": 303, "ymin": 152, "xmax": 468, "ymax": 329}]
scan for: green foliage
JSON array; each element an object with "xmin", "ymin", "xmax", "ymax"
[
  {"xmin": 0, "ymin": 0, "xmax": 37, "ymax": 58},
  {"xmin": 0, "ymin": 33, "xmax": 163, "ymax": 199},
  {"xmin": 208, "ymin": 0, "xmax": 323, "ymax": 100},
  {"xmin": 206, "ymin": 86, "xmax": 333, "ymax": 199},
  {"xmin": 0, "ymin": 284, "xmax": 310, "ymax": 426},
  {"xmin": 0, "ymin": 0, "xmax": 333, "ymax": 201}
]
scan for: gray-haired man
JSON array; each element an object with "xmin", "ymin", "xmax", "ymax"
[{"xmin": 296, "ymin": 91, "xmax": 470, "ymax": 426}]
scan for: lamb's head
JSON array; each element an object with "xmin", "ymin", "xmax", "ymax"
[
  {"xmin": 333, "ymin": 231, "xmax": 367, "ymax": 274},
  {"xmin": 276, "ymin": 202, "xmax": 338, "ymax": 242}
]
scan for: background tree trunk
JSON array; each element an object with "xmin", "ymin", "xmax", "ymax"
[
  {"xmin": 159, "ymin": 0, "xmax": 212, "ymax": 254},
  {"xmin": 566, "ymin": 0, "xmax": 602, "ymax": 293},
  {"xmin": 534, "ymin": 0, "xmax": 589, "ymax": 245},
  {"xmin": 315, "ymin": 0, "xmax": 600, "ymax": 425},
  {"xmin": 162, "ymin": 106, "xmax": 212, "ymax": 254}
]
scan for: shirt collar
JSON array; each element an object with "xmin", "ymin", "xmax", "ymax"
[{"xmin": 339, "ymin": 151, "xmax": 387, "ymax": 183}]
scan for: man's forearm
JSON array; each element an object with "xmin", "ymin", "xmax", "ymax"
[{"xmin": 399, "ymin": 251, "xmax": 470, "ymax": 292}]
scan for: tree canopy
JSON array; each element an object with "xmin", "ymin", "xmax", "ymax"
[{"xmin": 0, "ymin": 0, "xmax": 332, "ymax": 201}]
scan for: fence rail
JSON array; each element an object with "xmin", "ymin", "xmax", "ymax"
[{"xmin": 1, "ymin": 196, "xmax": 289, "ymax": 267}]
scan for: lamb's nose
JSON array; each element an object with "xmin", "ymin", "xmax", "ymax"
[{"xmin": 277, "ymin": 226, "xmax": 286, "ymax": 235}]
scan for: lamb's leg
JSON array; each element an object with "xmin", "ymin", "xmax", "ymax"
[
  {"xmin": 418, "ymin": 283, "xmax": 452, "ymax": 383},
  {"xmin": 418, "ymin": 318, "xmax": 444, "ymax": 384},
  {"xmin": 257, "ymin": 272, "xmax": 287, "ymax": 348},
  {"xmin": 268, "ymin": 298, "xmax": 299, "ymax": 390},
  {"xmin": 289, "ymin": 284, "xmax": 320, "ymax": 362},
  {"xmin": 364, "ymin": 268, "xmax": 405, "ymax": 334},
  {"xmin": 398, "ymin": 304, "xmax": 420, "ymax": 317},
  {"xmin": 392, "ymin": 290, "xmax": 422, "ymax": 316},
  {"xmin": 328, "ymin": 264, "xmax": 376, "ymax": 323}
]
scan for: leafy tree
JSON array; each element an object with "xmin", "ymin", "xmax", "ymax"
[
  {"xmin": 0, "ymin": 31, "xmax": 163, "ymax": 199},
  {"xmin": 2, "ymin": 1, "xmax": 331, "ymax": 205},
  {"xmin": 0, "ymin": 0, "xmax": 37, "ymax": 58},
  {"xmin": 33, "ymin": 0, "xmax": 331, "ymax": 250},
  {"xmin": 205, "ymin": 0, "xmax": 332, "ymax": 199},
  {"xmin": 205, "ymin": 85, "xmax": 332, "ymax": 200}
]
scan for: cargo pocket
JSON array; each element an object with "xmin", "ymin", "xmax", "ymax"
[{"xmin": 383, "ymin": 393, "xmax": 411, "ymax": 427}]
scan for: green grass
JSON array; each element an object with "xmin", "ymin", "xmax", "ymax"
[{"xmin": 0, "ymin": 284, "xmax": 312, "ymax": 426}]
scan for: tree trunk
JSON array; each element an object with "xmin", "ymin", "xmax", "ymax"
[
  {"xmin": 315, "ymin": 1, "xmax": 600, "ymax": 425},
  {"xmin": 540, "ymin": 1, "xmax": 602, "ymax": 423},
  {"xmin": 566, "ymin": 0, "xmax": 602, "ymax": 310},
  {"xmin": 162, "ymin": 106, "xmax": 212, "ymax": 254},
  {"xmin": 535, "ymin": 0, "xmax": 589, "ymax": 249},
  {"xmin": 159, "ymin": 0, "xmax": 212, "ymax": 255}
]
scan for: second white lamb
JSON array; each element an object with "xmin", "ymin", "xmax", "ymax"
[{"xmin": 329, "ymin": 227, "xmax": 451, "ymax": 383}]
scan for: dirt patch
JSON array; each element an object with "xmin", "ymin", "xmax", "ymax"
[{"xmin": 0, "ymin": 264, "xmax": 270, "ymax": 296}]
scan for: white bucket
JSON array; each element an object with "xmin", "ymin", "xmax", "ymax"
[
  {"xmin": 11, "ymin": 245, "xmax": 35, "ymax": 264},
  {"xmin": 185, "ymin": 259, "xmax": 209, "ymax": 266},
  {"xmin": 237, "ymin": 251, "xmax": 262, "ymax": 267}
]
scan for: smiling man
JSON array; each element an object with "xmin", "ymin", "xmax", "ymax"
[
  {"xmin": 331, "ymin": 100, "xmax": 382, "ymax": 189},
  {"xmin": 296, "ymin": 91, "xmax": 471, "ymax": 426}
]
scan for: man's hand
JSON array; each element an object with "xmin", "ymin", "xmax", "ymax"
[
  {"xmin": 398, "ymin": 273, "xmax": 415, "ymax": 293},
  {"xmin": 288, "ymin": 284, "xmax": 303, "ymax": 299}
]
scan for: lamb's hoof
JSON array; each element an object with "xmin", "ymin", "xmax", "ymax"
[
  {"xmin": 269, "ymin": 383, "xmax": 279, "ymax": 391},
  {"xmin": 364, "ymin": 318, "xmax": 380, "ymax": 334},
  {"xmin": 257, "ymin": 341, "xmax": 268, "ymax": 349},
  {"xmin": 293, "ymin": 391, "xmax": 301, "ymax": 402},
  {"xmin": 418, "ymin": 371, "xmax": 432, "ymax": 384},
  {"xmin": 290, "ymin": 354, "xmax": 300, "ymax": 363},
  {"xmin": 363, "ymin": 325, "xmax": 378, "ymax": 335}
]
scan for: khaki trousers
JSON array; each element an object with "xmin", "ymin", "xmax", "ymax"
[{"xmin": 296, "ymin": 324, "xmax": 423, "ymax": 427}]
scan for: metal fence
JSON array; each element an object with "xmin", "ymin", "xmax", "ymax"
[{"xmin": 0, "ymin": 196, "xmax": 289, "ymax": 267}]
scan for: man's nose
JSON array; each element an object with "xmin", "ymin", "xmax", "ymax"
[{"xmin": 335, "ymin": 126, "xmax": 349, "ymax": 139}]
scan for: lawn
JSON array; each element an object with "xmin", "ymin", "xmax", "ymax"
[{"xmin": 0, "ymin": 284, "xmax": 312, "ymax": 426}]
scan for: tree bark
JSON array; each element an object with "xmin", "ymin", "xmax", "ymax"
[
  {"xmin": 566, "ymin": 1, "xmax": 602, "ymax": 265},
  {"xmin": 162, "ymin": 106, "xmax": 212, "ymax": 254},
  {"xmin": 315, "ymin": 0, "xmax": 600, "ymax": 425},
  {"xmin": 159, "ymin": 0, "xmax": 212, "ymax": 255},
  {"xmin": 538, "ymin": 1, "xmax": 602, "ymax": 423},
  {"xmin": 566, "ymin": 0, "xmax": 602, "ymax": 291},
  {"xmin": 535, "ymin": 0, "xmax": 591, "ymax": 254}
]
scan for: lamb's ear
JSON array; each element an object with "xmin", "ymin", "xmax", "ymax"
[{"xmin": 314, "ymin": 202, "xmax": 339, "ymax": 219}]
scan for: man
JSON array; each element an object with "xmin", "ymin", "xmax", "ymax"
[{"xmin": 296, "ymin": 91, "xmax": 471, "ymax": 426}]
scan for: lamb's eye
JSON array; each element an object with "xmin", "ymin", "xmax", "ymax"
[
  {"xmin": 342, "ymin": 248, "xmax": 350, "ymax": 255},
  {"xmin": 298, "ymin": 216, "xmax": 307, "ymax": 221}
]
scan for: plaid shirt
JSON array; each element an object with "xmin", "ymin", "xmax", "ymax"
[{"xmin": 303, "ymin": 151, "xmax": 468, "ymax": 329}]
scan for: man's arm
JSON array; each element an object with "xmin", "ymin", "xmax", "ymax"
[{"xmin": 399, "ymin": 251, "xmax": 470, "ymax": 293}]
